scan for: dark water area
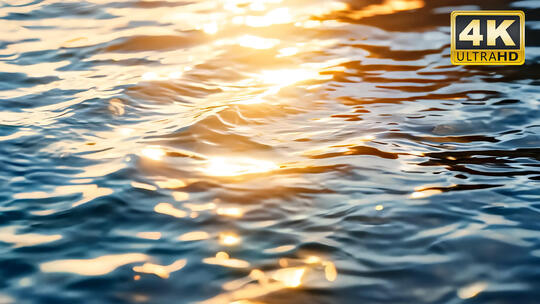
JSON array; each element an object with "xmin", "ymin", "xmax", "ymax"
[{"xmin": 1, "ymin": 0, "xmax": 540, "ymax": 303}]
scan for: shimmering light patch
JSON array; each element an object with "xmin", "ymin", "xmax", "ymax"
[
  {"xmin": 154, "ymin": 203, "xmax": 187, "ymax": 218},
  {"xmin": 263, "ymin": 245, "xmax": 295, "ymax": 254},
  {"xmin": 131, "ymin": 181, "xmax": 157, "ymax": 191},
  {"xmin": 272, "ymin": 267, "xmax": 305, "ymax": 288},
  {"xmin": 13, "ymin": 191, "xmax": 49, "ymax": 199},
  {"xmin": 0, "ymin": 293, "xmax": 14, "ymax": 304},
  {"xmin": 141, "ymin": 146, "xmax": 165, "ymax": 161},
  {"xmin": 375, "ymin": 204, "xmax": 384, "ymax": 211},
  {"xmin": 277, "ymin": 47, "xmax": 299, "ymax": 57},
  {"xmin": 177, "ymin": 231, "xmax": 210, "ymax": 241},
  {"xmin": 14, "ymin": 184, "xmax": 113, "ymax": 207},
  {"xmin": 346, "ymin": 0, "xmax": 424, "ymax": 19},
  {"xmin": 185, "ymin": 202, "xmax": 216, "ymax": 211},
  {"xmin": 259, "ymin": 68, "xmax": 326, "ymax": 86},
  {"xmin": 40, "ymin": 253, "xmax": 149, "ymax": 276},
  {"xmin": 458, "ymin": 282, "xmax": 488, "ymax": 299},
  {"xmin": 305, "ymin": 255, "xmax": 321, "ymax": 264},
  {"xmin": 203, "ymin": 252, "xmax": 250, "ymax": 268},
  {"xmin": 132, "ymin": 259, "xmax": 186, "ymax": 279},
  {"xmin": 410, "ymin": 189, "xmax": 443, "ymax": 199},
  {"xmin": 244, "ymin": 8, "xmax": 292, "ymax": 27},
  {"xmin": 142, "ymin": 71, "xmax": 158, "ymax": 81},
  {"xmin": 136, "ymin": 232, "xmax": 161, "ymax": 240},
  {"xmin": 237, "ymin": 35, "xmax": 279, "ymax": 49},
  {"xmin": 323, "ymin": 261, "xmax": 338, "ymax": 282},
  {"xmin": 0, "ymin": 226, "xmax": 62, "ymax": 248},
  {"xmin": 119, "ymin": 127, "xmax": 134, "ymax": 136},
  {"xmin": 216, "ymin": 207, "xmax": 243, "ymax": 217},
  {"xmin": 168, "ymin": 71, "xmax": 183, "ymax": 79},
  {"xmin": 156, "ymin": 178, "xmax": 186, "ymax": 189},
  {"xmin": 219, "ymin": 232, "xmax": 241, "ymax": 246},
  {"xmin": 172, "ymin": 191, "xmax": 190, "ymax": 201},
  {"xmin": 108, "ymin": 98, "xmax": 125, "ymax": 116},
  {"xmin": 30, "ymin": 209, "xmax": 56, "ymax": 216},
  {"xmin": 203, "ymin": 157, "xmax": 278, "ymax": 177},
  {"xmin": 202, "ymin": 22, "xmax": 218, "ymax": 34}
]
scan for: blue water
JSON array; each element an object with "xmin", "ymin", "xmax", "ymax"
[{"xmin": 1, "ymin": 0, "xmax": 539, "ymax": 303}]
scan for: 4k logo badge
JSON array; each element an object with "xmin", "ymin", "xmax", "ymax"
[{"xmin": 451, "ymin": 11, "xmax": 525, "ymax": 65}]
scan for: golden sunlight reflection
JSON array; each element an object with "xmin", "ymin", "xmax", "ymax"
[
  {"xmin": 185, "ymin": 202, "xmax": 216, "ymax": 212},
  {"xmin": 202, "ymin": 22, "xmax": 219, "ymax": 34},
  {"xmin": 243, "ymin": 8, "xmax": 292, "ymax": 27},
  {"xmin": 458, "ymin": 282, "xmax": 488, "ymax": 299},
  {"xmin": 410, "ymin": 186, "xmax": 443, "ymax": 199},
  {"xmin": 345, "ymin": 0, "xmax": 424, "ymax": 19},
  {"xmin": 219, "ymin": 232, "xmax": 241, "ymax": 246},
  {"xmin": 177, "ymin": 231, "xmax": 210, "ymax": 241},
  {"xmin": 323, "ymin": 261, "xmax": 338, "ymax": 282},
  {"xmin": 202, "ymin": 157, "xmax": 278, "ymax": 177},
  {"xmin": 40, "ymin": 253, "xmax": 149, "ymax": 276},
  {"xmin": 216, "ymin": 207, "xmax": 244, "ymax": 218},
  {"xmin": 141, "ymin": 146, "xmax": 165, "ymax": 161},
  {"xmin": 277, "ymin": 47, "xmax": 299, "ymax": 57},
  {"xmin": 156, "ymin": 178, "xmax": 187, "ymax": 189},
  {"xmin": 263, "ymin": 245, "xmax": 295, "ymax": 254},
  {"xmin": 154, "ymin": 203, "xmax": 187, "ymax": 218},
  {"xmin": 237, "ymin": 35, "xmax": 280, "ymax": 49},
  {"xmin": 203, "ymin": 252, "xmax": 250, "ymax": 268},
  {"xmin": 0, "ymin": 226, "xmax": 62, "ymax": 248},
  {"xmin": 136, "ymin": 232, "xmax": 162, "ymax": 240},
  {"xmin": 14, "ymin": 184, "xmax": 114, "ymax": 208},
  {"xmin": 172, "ymin": 191, "xmax": 190, "ymax": 201},
  {"xmin": 259, "ymin": 68, "xmax": 331, "ymax": 87},
  {"xmin": 201, "ymin": 255, "xmax": 338, "ymax": 303},
  {"xmin": 131, "ymin": 181, "xmax": 157, "ymax": 191},
  {"xmin": 272, "ymin": 267, "xmax": 305, "ymax": 288},
  {"xmin": 132, "ymin": 259, "xmax": 186, "ymax": 279}
]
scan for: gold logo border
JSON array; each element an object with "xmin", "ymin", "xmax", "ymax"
[{"xmin": 451, "ymin": 10, "xmax": 525, "ymax": 65}]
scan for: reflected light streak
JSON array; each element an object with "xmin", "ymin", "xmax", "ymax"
[
  {"xmin": 410, "ymin": 189, "xmax": 442, "ymax": 199},
  {"xmin": 237, "ymin": 35, "xmax": 279, "ymax": 49},
  {"xmin": 177, "ymin": 231, "xmax": 210, "ymax": 241},
  {"xmin": 203, "ymin": 252, "xmax": 250, "ymax": 268},
  {"xmin": 133, "ymin": 259, "xmax": 186, "ymax": 279},
  {"xmin": 185, "ymin": 202, "xmax": 216, "ymax": 211},
  {"xmin": 203, "ymin": 157, "xmax": 278, "ymax": 177},
  {"xmin": 172, "ymin": 191, "xmax": 190, "ymax": 201},
  {"xmin": 271, "ymin": 267, "xmax": 305, "ymax": 288},
  {"xmin": 263, "ymin": 245, "xmax": 295, "ymax": 254},
  {"xmin": 458, "ymin": 282, "xmax": 488, "ymax": 299},
  {"xmin": 154, "ymin": 203, "xmax": 187, "ymax": 218},
  {"xmin": 141, "ymin": 146, "xmax": 166, "ymax": 161},
  {"xmin": 40, "ymin": 253, "xmax": 149, "ymax": 276},
  {"xmin": 219, "ymin": 232, "xmax": 241, "ymax": 246},
  {"xmin": 14, "ymin": 184, "xmax": 114, "ymax": 208},
  {"xmin": 216, "ymin": 207, "xmax": 244, "ymax": 218},
  {"xmin": 0, "ymin": 226, "xmax": 62, "ymax": 248},
  {"xmin": 323, "ymin": 261, "xmax": 338, "ymax": 282},
  {"xmin": 203, "ymin": 22, "xmax": 219, "ymax": 34},
  {"xmin": 244, "ymin": 8, "xmax": 292, "ymax": 27},
  {"xmin": 346, "ymin": 0, "xmax": 424, "ymax": 19},
  {"xmin": 131, "ymin": 181, "xmax": 157, "ymax": 191},
  {"xmin": 136, "ymin": 232, "xmax": 162, "ymax": 240},
  {"xmin": 259, "ymin": 68, "xmax": 331, "ymax": 87},
  {"xmin": 277, "ymin": 47, "xmax": 299, "ymax": 57},
  {"xmin": 156, "ymin": 178, "xmax": 187, "ymax": 189}
]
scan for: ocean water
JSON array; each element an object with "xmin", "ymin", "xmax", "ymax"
[{"xmin": 1, "ymin": 0, "xmax": 539, "ymax": 303}]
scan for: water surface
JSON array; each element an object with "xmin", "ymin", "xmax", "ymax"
[{"xmin": 1, "ymin": 0, "xmax": 540, "ymax": 303}]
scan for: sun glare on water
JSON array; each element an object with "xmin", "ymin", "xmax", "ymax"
[{"xmin": 202, "ymin": 157, "xmax": 278, "ymax": 177}]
